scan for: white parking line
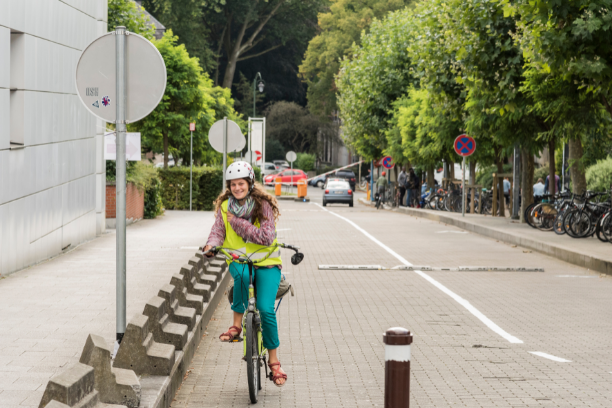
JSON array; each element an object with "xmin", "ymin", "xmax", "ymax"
[
  {"xmin": 311, "ymin": 203, "xmax": 523, "ymax": 344},
  {"xmin": 529, "ymin": 352, "xmax": 571, "ymax": 362}
]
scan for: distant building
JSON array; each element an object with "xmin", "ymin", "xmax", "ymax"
[
  {"xmin": 133, "ymin": 1, "xmax": 166, "ymax": 40},
  {"xmin": 0, "ymin": 1, "xmax": 108, "ymax": 275},
  {"xmin": 317, "ymin": 111, "xmax": 356, "ymax": 169}
]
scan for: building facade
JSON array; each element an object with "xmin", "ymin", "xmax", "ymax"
[{"xmin": 0, "ymin": 0, "xmax": 108, "ymax": 275}]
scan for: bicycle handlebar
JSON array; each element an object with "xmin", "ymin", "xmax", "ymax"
[{"xmin": 203, "ymin": 243, "xmax": 300, "ymax": 265}]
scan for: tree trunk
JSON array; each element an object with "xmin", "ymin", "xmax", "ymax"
[
  {"xmin": 520, "ymin": 147, "xmax": 534, "ymax": 223},
  {"xmin": 548, "ymin": 138, "xmax": 556, "ymax": 196},
  {"xmin": 496, "ymin": 158, "xmax": 505, "ymax": 217},
  {"xmin": 163, "ymin": 132, "xmax": 169, "ymax": 169},
  {"xmin": 449, "ymin": 161, "xmax": 455, "ymax": 180},
  {"xmin": 568, "ymin": 138, "xmax": 587, "ymax": 194},
  {"xmin": 427, "ymin": 165, "xmax": 435, "ymax": 191},
  {"xmin": 469, "ymin": 160, "xmax": 476, "ymax": 185}
]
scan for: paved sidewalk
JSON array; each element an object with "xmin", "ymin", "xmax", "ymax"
[
  {"xmin": 172, "ymin": 199, "xmax": 612, "ymax": 407},
  {"xmin": 361, "ymin": 198, "xmax": 612, "ymax": 276},
  {"xmin": 0, "ymin": 211, "xmax": 215, "ymax": 408}
]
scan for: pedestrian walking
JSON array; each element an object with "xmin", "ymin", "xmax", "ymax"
[
  {"xmin": 398, "ymin": 167, "xmax": 407, "ymax": 207},
  {"xmin": 533, "ymin": 178, "xmax": 545, "ymax": 197},
  {"xmin": 377, "ymin": 171, "xmax": 389, "ymax": 202},
  {"xmin": 406, "ymin": 168, "xmax": 419, "ymax": 207},
  {"xmin": 544, "ymin": 174, "xmax": 561, "ymax": 194},
  {"xmin": 503, "ymin": 177, "xmax": 511, "ymax": 206}
]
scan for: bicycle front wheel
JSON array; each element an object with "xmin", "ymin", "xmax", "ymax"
[{"xmin": 246, "ymin": 313, "xmax": 260, "ymax": 403}]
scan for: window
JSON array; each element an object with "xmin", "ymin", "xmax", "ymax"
[{"xmin": 10, "ymin": 30, "xmax": 24, "ymax": 148}]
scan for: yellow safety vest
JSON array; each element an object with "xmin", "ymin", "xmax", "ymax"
[{"xmin": 221, "ymin": 200, "xmax": 282, "ymax": 267}]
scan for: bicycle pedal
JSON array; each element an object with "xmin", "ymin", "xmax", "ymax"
[{"xmin": 231, "ymin": 337, "xmax": 243, "ymax": 343}]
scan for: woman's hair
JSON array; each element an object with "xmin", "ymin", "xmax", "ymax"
[{"xmin": 213, "ymin": 178, "xmax": 280, "ymax": 223}]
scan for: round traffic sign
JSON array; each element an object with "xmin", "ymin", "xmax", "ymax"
[
  {"xmin": 286, "ymin": 151, "xmax": 297, "ymax": 163},
  {"xmin": 75, "ymin": 32, "xmax": 167, "ymax": 123},
  {"xmin": 381, "ymin": 156, "xmax": 394, "ymax": 169},
  {"xmin": 208, "ymin": 119, "xmax": 245, "ymax": 153},
  {"xmin": 454, "ymin": 134, "xmax": 476, "ymax": 157}
]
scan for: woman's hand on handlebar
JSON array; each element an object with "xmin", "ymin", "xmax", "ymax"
[{"xmin": 202, "ymin": 245, "xmax": 214, "ymax": 257}]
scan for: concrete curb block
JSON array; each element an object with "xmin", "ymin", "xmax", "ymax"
[{"xmin": 359, "ymin": 197, "xmax": 612, "ymax": 276}]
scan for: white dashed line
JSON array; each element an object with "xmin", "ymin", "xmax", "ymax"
[
  {"xmin": 311, "ymin": 202, "xmax": 523, "ymax": 344},
  {"xmin": 529, "ymin": 352, "xmax": 571, "ymax": 362}
]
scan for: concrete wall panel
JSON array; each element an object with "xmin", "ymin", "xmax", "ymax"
[
  {"xmin": 0, "ymin": 26, "xmax": 9, "ymax": 89},
  {"xmin": 0, "ymin": 89, "xmax": 9, "ymax": 150}
]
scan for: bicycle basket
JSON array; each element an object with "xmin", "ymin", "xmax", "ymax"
[{"xmin": 227, "ymin": 274, "xmax": 294, "ymax": 305}]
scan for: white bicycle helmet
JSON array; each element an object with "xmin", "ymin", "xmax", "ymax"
[{"xmin": 226, "ymin": 161, "xmax": 255, "ymax": 183}]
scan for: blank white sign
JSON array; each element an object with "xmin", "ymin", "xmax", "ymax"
[{"xmin": 104, "ymin": 132, "xmax": 142, "ymax": 161}]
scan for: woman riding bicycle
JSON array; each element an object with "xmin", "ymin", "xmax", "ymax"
[{"xmin": 202, "ymin": 161, "xmax": 287, "ymax": 387}]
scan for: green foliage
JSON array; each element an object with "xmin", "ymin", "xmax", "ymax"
[
  {"xmin": 106, "ymin": 161, "xmax": 158, "ymax": 191},
  {"xmin": 337, "ymin": 8, "xmax": 418, "ymax": 159},
  {"xmin": 300, "ymin": 0, "xmax": 410, "ymax": 116},
  {"xmin": 476, "ymin": 164, "xmax": 513, "ymax": 190},
  {"xmin": 108, "ymin": 0, "xmax": 155, "ymax": 39},
  {"xmin": 295, "ymin": 153, "xmax": 316, "ymax": 172},
  {"xmin": 265, "ymin": 139, "xmax": 285, "ymax": 162},
  {"xmin": 144, "ymin": 178, "xmax": 164, "ymax": 219},
  {"xmin": 586, "ymin": 157, "xmax": 612, "ymax": 192},
  {"xmin": 533, "ymin": 166, "xmax": 550, "ymax": 185}
]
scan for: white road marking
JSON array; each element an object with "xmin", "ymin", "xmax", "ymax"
[
  {"xmin": 529, "ymin": 352, "xmax": 571, "ymax": 362},
  {"xmin": 180, "ymin": 246, "xmax": 200, "ymax": 249},
  {"xmin": 276, "ymin": 228, "xmax": 292, "ymax": 231},
  {"xmin": 311, "ymin": 202, "xmax": 523, "ymax": 344},
  {"xmin": 436, "ymin": 230, "xmax": 468, "ymax": 234},
  {"xmin": 556, "ymin": 275, "xmax": 596, "ymax": 278}
]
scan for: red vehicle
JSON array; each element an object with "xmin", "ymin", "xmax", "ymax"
[{"xmin": 264, "ymin": 169, "xmax": 308, "ymax": 186}]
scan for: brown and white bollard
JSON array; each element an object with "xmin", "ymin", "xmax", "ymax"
[{"xmin": 383, "ymin": 327, "xmax": 413, "ymax": 408}]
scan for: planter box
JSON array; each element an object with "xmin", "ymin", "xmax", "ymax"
[{"xmin": 106, "ymin": 182, "xmax": 144, "ymax": 229}]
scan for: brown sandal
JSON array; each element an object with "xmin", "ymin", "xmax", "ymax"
[
  {"xmin": 219, "ymin": 325, "xmax": 241, "ymax": 342},
  {"xmin": 268, "ymin": 362, "xmax": 287, "ymax": 387}
]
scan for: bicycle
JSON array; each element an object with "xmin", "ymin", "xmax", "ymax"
[{"xmin": 204, "ymin": 243, "xmax": 304, "ymax": 403}]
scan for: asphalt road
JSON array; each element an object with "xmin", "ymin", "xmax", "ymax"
[{"xmin": 172, "ymin": 198, "xmax": 612, "ymax": 407}]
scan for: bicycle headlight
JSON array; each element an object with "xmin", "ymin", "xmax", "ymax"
[{"xmin": 248, "ymin": 298, "xmax": 255, "ymax": 305}]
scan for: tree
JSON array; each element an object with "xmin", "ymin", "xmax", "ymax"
[
  {"xmin": 265, "ymin": 101, "xmax": 334, "ymax": 153},
  {"xmin": 130, "ymin": 31, "xmax": 205, "ymax": 169},
  {"xmin": 336, "ymin": 8, "xmax": 418, "ymax": 159},
  {"xmin": 142, "ymin": 0, "xmax": 215, "ymax": 71},
  {"xmin": 299, "ymin": 0, "xmax": 410, "ymax": 116},
  {"xmin": 265, "ymin": 139, "xmax": 286, "ymax": 162},
  {"xmin": 108, "ymin": 0, "xmax": 155, "ymax": 39}
]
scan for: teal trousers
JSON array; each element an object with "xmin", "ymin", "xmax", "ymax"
[{"xmin": 229, "ymin": 263, "xmax": 281, "ymax": 350}]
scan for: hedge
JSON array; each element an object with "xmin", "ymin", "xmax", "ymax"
[
  {"xmin": 586, "ymin": 157, "xmax": 612, "ymax": 192},
  {"xmin": 158, "ymin": 165, "xmax": 262, "ymax": 211}
]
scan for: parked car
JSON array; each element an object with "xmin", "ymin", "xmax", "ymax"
[
  {"xmin": 264, "ymin": 169, "xmax": 308, "ymax": 186},
  {"xmin": 273, "ymin": 160, "xmax": 290, "ymax": 169},
  {"xmin": 325, "ymin": 170, "xmax": 356, "ymax": 191},
  {"xmin": 309, "ymin": 174, "xmax": 326, "ymax": 188},
  {"xmin": 262, "ymin": 162, "xmax": 278, "ymax": 177},
  {"xmin": 323, "ymin": 179, "xmax": 353, "ymax": 207}
]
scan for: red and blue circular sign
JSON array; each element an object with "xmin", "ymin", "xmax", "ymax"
[
  {"xmin": 381, "ymin": 156, "xmax": 394, "ymax": 169},
  {"xmin": 454, "ymin": 134, "xmax": 476, "ymax": 157}
]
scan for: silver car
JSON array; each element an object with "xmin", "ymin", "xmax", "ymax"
[
  {"xmin": 262, "ymin": 162, "xmax": 278, "ymax": 177},
  {"xmin": 323, "ymin": 179, "xmax": 353, "ymax": 207}
]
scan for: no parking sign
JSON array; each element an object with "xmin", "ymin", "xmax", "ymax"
[{"xmin": 454, "ymin": 134, "xmax": 476, "ymax": 157}]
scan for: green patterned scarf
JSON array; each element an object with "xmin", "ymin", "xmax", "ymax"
[{"xmin": 228, "ymin": 196, "xmax": 255, "ymax": 221}]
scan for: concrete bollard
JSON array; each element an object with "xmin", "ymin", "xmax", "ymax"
[
  {"xmin": 158, "ymin": 284, "xmax": 197, "ymax": 330},
  {"xmin": 179, "ymin": 264, "xmax": 211, "ymax": 301},
  {"xmin": 39, "ymin": 363, "xmax": 98, "ymax": 408},
  {"xmin": 142, "ymin": 296, "xmax": 188, "ymax": 350},
  {"xmin": 383, "ymin": 327, "xmax": 413, "ymax": 408}
]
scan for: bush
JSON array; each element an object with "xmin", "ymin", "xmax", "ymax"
[
  {"xmin": 159, "ymin": 165, "xmax": 263, "ymax": 211},
  {"xmin": 144, "ymin": 178, "xmax": 164, "ymax": 219},
  {"xmin": 295, "ymin": 153, "xmax": 316, "ymax": 172},
  {"xmin": 533, "ymin": 166, "xmax": 550, "ymax": 184},
  {"xmin": 586, "ymin": 157, "xmax": 612, "ymax": 192}
]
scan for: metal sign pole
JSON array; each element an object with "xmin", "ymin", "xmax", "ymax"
[
  {"xmin": 222, "ymin": 117, "xmax": 228, "ymax": 190},
  {"xmin": 291, "ymin": 161, "xmax": 293, "ymax": 195},
  {"xmin": 512, "ymin": 144, "xmax": 520, "ymax": 219},
  {"xmin": 190, "ymin": 130, "xmax": 193, "ymax": 211},
  {"xmin": 115, "ymin": 26, "xmax": 127, "ymax": 344},
  {"xmin": 462, "ymin": 156, "xmax": 466, "ymax": 217}
]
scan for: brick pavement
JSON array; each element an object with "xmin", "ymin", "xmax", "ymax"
[
  {"xmin": 173, "ymin": 198, "xmax": 612, "ymax": 407},
  {"xmin": 0, "ymin": 211, "xmax": 214, "ymax": 408}
]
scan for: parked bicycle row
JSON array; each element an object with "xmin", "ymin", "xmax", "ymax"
[{"xmin": 525, "ymin": 190, "xmax": 612, "ymax": 242}]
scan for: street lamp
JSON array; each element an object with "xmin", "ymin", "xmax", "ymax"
[{"xmin": 253, "ymin": 72, "xmax": 265, "ymax": 117}]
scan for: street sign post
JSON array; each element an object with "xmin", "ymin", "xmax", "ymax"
[
  {"xmin": 286, "ymin": 151, "xmax": 297, "ymax": 194},
  {"xmin": 454, "ymin": 134, "xmax": 476, "ymax": 218},
  {"xmin": 189, "ymin": 123, "xmax": 196, "ymax": 211},
  {"xmin": 208, "ymin": 118, "xmax": 245, "ymax": 189},
  {"xmin": 76, "ymin": 27, "xmax": 167, "ymax": 347}
]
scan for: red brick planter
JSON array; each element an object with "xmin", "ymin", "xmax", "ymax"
[{"xmin": 106, "ymin": 182, "xmax": 144, "ymax": 227}]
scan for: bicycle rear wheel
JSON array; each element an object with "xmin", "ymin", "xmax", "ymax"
[
  {"xmin": 246, "ymin": 313, "xmax": 260, "ymax": 403},
  {"xmin": 567, "ymin": 211, "xmax": 591, "ymax": 238}
]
